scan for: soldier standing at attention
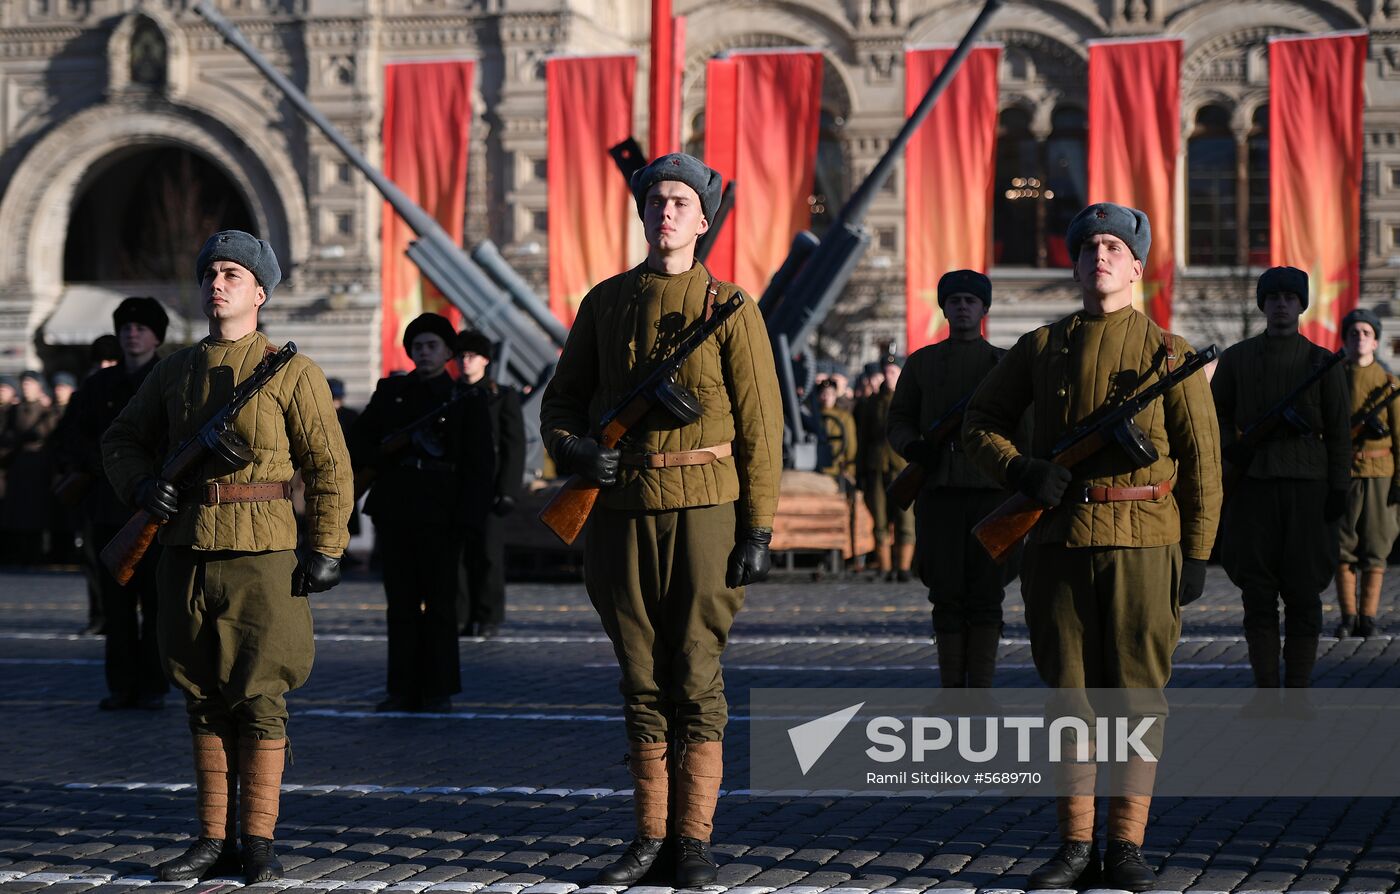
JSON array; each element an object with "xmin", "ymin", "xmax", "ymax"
[
  {"xmin": 816, "ymin": 378, "xmax": 857, "ymax": 486},
  {"xmin": 455, "ymin": 329, "xmax": 525, "ymax": 638},
  {"xmin": 964, "ymin": 203, "xmax": 1221, "ymax": 891},
  {"xmin": 887, "ymin": 270, "xmax": 1011, "ymax": 687},
  {"xmin": 62, "ymin": 297, "xmax": 172, "ymax": 710},
  {"xmin": 857, "ymin": 357, "xmax": 915, "ymax": 580},
  {"xmin": 350, "ymin": 313, "xmax": 494, "ymax": 712},
  {"xmin": 1333, "ymin": 307, "xmax": 1400, "ymax": 637},
  {"xmin": 104, "ymin": 231, "xmax": 353, "ymax": 884},
  {"xmin": 1212, "ymin": 266, "xmax": 1349, "ymax": 688},
  {"xmin": 540, "ymin": 152, "xmax": 782, "ymax": 888}
]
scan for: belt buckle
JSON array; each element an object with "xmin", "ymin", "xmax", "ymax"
[{"xmin": 210, "ymin": 482, "xmax": 222, "ymax": 504}]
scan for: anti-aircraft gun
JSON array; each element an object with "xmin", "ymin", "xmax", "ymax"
[
  {"xmin": 194, "ymin": 1, "xmax": 565, "ymax": 399},
  {"xmin": 759, "ymin": 0, "xmax": 1004, "ymax": 469}
]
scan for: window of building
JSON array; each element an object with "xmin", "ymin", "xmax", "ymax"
[
  {"xmin": 129, "ymin": 16, "xmax": 166, "ymax": 89},
  {"xmin": 1187, "ymin": 104, "xmax": 1238, "ymax": 266},
  {"xmin": 1246, "ymin": 105, "xmax": 1269, "ymax": 265},
  {"xmin": 993, "ymin": 104, "xmax": 1086, "ymax": 267}
]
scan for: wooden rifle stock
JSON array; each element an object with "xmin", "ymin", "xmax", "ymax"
[
  {"xmin": 885, "ymin": 463, "xmax": 929, "ymax": 513},
  {"xmin": 99, "ymin": 509, "xmax": 164, "ymax": 586},
  {"xmin": 537, "ymin": 417, "xmax": 629, "ymax": 545}
]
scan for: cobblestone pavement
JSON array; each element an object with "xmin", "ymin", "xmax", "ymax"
[{"xmin": 3, "ymin": 566, "xmax": 1399, "ymax": 894}]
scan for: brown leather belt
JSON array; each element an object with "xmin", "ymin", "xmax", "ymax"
[
  {"xmin": 1080, "ymin": 479, "xmax": 1173, "ymax": 503},
  {"xmin": 620, "ymin": 442, "xmax": 733, "ymax": 469},
  {"xmin": 1355, "ymin": 449, "xmax": 1391, "ymax": 460},
  {"xmin": 202, "ymin": 481, "xmax": 293, "ymax": 505}
]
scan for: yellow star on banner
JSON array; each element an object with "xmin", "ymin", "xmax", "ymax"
[
  {"xmin": 1131, "ymin": 278, "xmax": 1162, "ymax": 316},
  {"xmin": 920, "ymin": 288, "xmax": 947, "ymax": 342},
  {"xmin": 1301, "ymin": 260, "xmax": 1348, "ymax": 337}
]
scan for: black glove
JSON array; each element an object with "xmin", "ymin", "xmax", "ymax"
[
  {"xmin": 554, "ymin": 435, "xmax": 620, "ymax": 487},
  {"xmin": 1007, "ymin": 456, "xmax": 1073, "ymax": 507},
  {"xmin": 1388, "ymin": 484, "xmax": 1400, "ymax": 506},
  {"xmin": 1179, "ymin": 558, "xmax": 1208, "ymax": 606},
  {"xmin": 726, "ymin": 527, "xmax": 773, "ymax": 588},
  {"xmin": 292, "ymin": 551, "xmax": 341, "ymax": 597},
  {"xmin": 492, "ymin": 493, "xmax": 517, "ymax": 516},
  {"xmin": 135, "ymin": 476, "xmax": 180, "ymax": 522},
  {"xmin": 901, "ymin": 439, "xmax": 939, "ymax": 467},
  {"xmin": 1324, "ymin": 488, "xmax": 1348, "ymax": 522}
]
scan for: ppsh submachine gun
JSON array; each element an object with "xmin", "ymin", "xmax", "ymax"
[
  {"xmin": 884, "ymin": 393, "xmax": 973, "ymax": 512},
  {"xmin": 973, "ymin": 344, "xmax": 1219, "ymax": 563},
  {"xmin": 100, "ymin": 343, "xmax": 299, "ymax": 584},
  {"xmin": 1350, "ymin": 378, "xmax": 1400, "ymax": 444},
  {"xmin": 538, "ymin": 292, "xmax": 745, "ymax": 545},
  {"xmin": 351, "ymin": 384, "xmax": 481, "ymax": 501}
]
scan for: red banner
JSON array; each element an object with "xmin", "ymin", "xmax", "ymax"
[
  {"xmin": 1088, "ymin": 38, "xmax": 1180, "ymax": 329},
  {"xmin": 380, "ymin": 60, "xmax": 473, "ymax": 375},
  {"xmin": 1271, "ymin": 32, "xmax": 1367, "ymax": 349},
  {"xmin": 547, "ymin": 55, "xmax": 637, "ymax": 326},
  {"xmin": 648, "ymin": 0, "xmax": 682, "ymax": 159},
  {"xmin": 904, "ymin": 46, "xmax": 999, "ymax": 351},
  {"xmin": 704, "ymin": 52, "xmax": 824, "ymax": 294}
]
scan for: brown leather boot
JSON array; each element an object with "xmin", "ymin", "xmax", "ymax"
[
  {"xmin": 964, "ymin": 624, "xmax": 1001, "ymax": 688},
  {"xmin": 672, "ymin": 740, "xmax": 723, "ymax": 887},
  {"xmin": 596, "ymin": 743, "xmax": 669, "ymax": 884},
  {"xmin": 239, "ymin": 738, "xmax": 287, "ymax": 883},
  {"xmin": 1244, "ymin": 627, "xmax": 1281, "ymax": 688},
  {"xmin": 935, "ymin": 631, "xmax": 966, "ymax": 688},
  {"xmin": 1336, "ymin": 563, "xmax": 1358, "ymax": 636},
  {"xmin": 156, "ymin": 734, "xmax": 240, "ymax": 881},
  {"xmin": 1282, "ymin": 636, "xmax": 1318, "ymax": 688},
  {"xmin": 1359, "ymin": 568, "xmax": 1384, "ymax": 637}
]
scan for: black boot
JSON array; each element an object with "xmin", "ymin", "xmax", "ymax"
[
  {"xmin": 156, "ymin": 837, "xmax": 241, "ymax": 881},
  {"xmin": 1103, "ymin": 838, "xmax": 1156, "ymax": 891},
  {"xmin": 674, "ymin": 836, "xmax": 718, "ymax": 888},
  {"xmin": 242, "ymin": 835, "xmax": 284, "ymax": 883},
  {"xmin": 1356, "ymin": 615, "xmax": 1378, "ymax": 637},
  {"xmin": 1028, "ymin": 840, "xmax": 1100, "ymax": 889},
  {"xmin": 1335, "ymin": 613, "xmax": 1357, "ymax": 638},
  {"xmin": 595, "ymin": 837, "xmax": 666, "ymax": 884}
]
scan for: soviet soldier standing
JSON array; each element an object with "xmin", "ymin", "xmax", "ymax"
[
  {"xmin": 1212, "ymin": 266, "xmax": 1349, "ymax": 688},
  {"xmin": 887, "ymin": 270, "xmax": 1011, "ymax": 687},
  {"xmin": 62, "ymin": 297, "xmax": 172, "ymax": 710},
  {"xmin": 816, "ymin": 378, "xmax": 857, "ymax": 485},
  {"xmin": 104, "ymin": 231, "xmax": 353, "ymax": 884},
  {"xmin": 1333, "ymin": 307, "xmax": 1400, "ymax": 637},
  {"xmin": 540, "ymin": 152, "xmax": 782, "ymax": 888},
  {"xmin": 856, "ymin": 357, "xmax": 915, "ymax": 580},
  {"xmin": 455, "ymin": 329, "xmax": 525, "ymax": 638},
  {"xmin": 964, "ymin": 203, "xmax": 1221, "ymax": 890},
  {"xmin": 350, "ymin": 312, "xmax": 494, "ymax": 712}
]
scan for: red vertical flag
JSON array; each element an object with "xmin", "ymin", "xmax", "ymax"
[
  {"xmin": 1271, "ymin": 32, "xmax": 1367, "ymax": 349},
  {"xmin": 649, "ymin": 0, "xmax": 679, "ymax": 159},
  {"xmin": 380, "ymin": 60, "xmax": 474, "ymax": 375},
  {"xmin": 903, "ymin": 46, "xmax": 999, "ymax": 351},
  {"xmin": 546, "ymin": 55, "xmax": 637, "ymax": 327},
  {"xmin": 704, "ymin": 52, "xmax": 823, "ymax": 294},
  {"xmin": 1088, "ymin": 38, "xmax": 1181, "ymax": 329}
]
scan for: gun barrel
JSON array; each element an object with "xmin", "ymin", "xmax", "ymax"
[{"xmin": 470, "ymin": 239, "xmax": 569, "ymax": 344}]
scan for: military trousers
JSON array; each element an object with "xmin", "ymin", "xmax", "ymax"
[
  {"xmin": 1337, "ymin": 476, "xmax": 1399, "ymax": 571},
  {"xmin": 863, "ymin": 469, "xmax": 914, "ymax": 546},
  {"xmin": 1220, "ymin": 478, "xmax": 1331, "ymax": 637},
  {"xmin": 584, "ymin": 502, "xmax": 744, "ymax": 744},
  {"xmin": 379, "ymin": 524, "xmax": 463, "ymax": 700},
  {"xmin": 458, "ymin": 515, "xmax": 506, "ymax": 629},
  {"xmin": 1022, "ymin": 543, "xmax": 1182, "ymax": 689},
  {"xmin": 914, "ymin": 487, "xmax": 1010, "ymax": 634},
  {"xmin": 94, "ymin": 524, "xmax": 167, "ymax": 701},
  {"xmin": 157, "ymin": 547, "xmax": 312, "ymax": 740}
]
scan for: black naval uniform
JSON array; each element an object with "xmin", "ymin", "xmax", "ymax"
[
  {"xmin": 351, "ymin": 371, "xmax": 495, "ymax": 709},
  {"xmin": 457, "ymin": 378, "xmax": 525, "ymax": 636}
]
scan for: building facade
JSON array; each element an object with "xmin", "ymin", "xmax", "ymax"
[{"xmin": 1, "ymin": 0, "xmax": 1397, "ymax": 399}]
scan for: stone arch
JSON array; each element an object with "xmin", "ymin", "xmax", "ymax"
[
  {"xmin": 906, "ymin": 0, "xmax": 1101, "ymax": 52},
  {"xmin": 0, "ymin": 101, "xmax": 310, "ymax": 329},
  {"xmin": 1168, "ymin": 0, "xmax": 1362, "ymax": 50}
]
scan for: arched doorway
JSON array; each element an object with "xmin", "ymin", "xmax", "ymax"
[{"xmin": 64, "ymin": 145, "xmax": 255, "ymax": 283}]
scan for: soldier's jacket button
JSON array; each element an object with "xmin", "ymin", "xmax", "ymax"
[
  {"xmin": 1061, "ymin": 347, "xmax": 1070, "ymax": 354},
  {"xmin": 1056, "ymin": 388, "xmax": 1067, "ymax": 397}
]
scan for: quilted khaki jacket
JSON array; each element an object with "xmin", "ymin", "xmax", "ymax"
[
  {"xmin": 963, "ymin": 305, "xmax": 1223, "ymax": 560},
  {"xmin": 540, "ymin": 261, "xmax": 783, "ymax": 529},
  {"xmin": 103, "ymin": 330, "xmax": 353, "ymax": 556},
  {"xmin": 1343, "ymin": 360, "xmax": 1400, "ymax": 483}
]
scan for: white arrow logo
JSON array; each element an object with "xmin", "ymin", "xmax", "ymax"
[{"xmin": 787, "ymin": 703, "xmax": 865, "ymax": 775}]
